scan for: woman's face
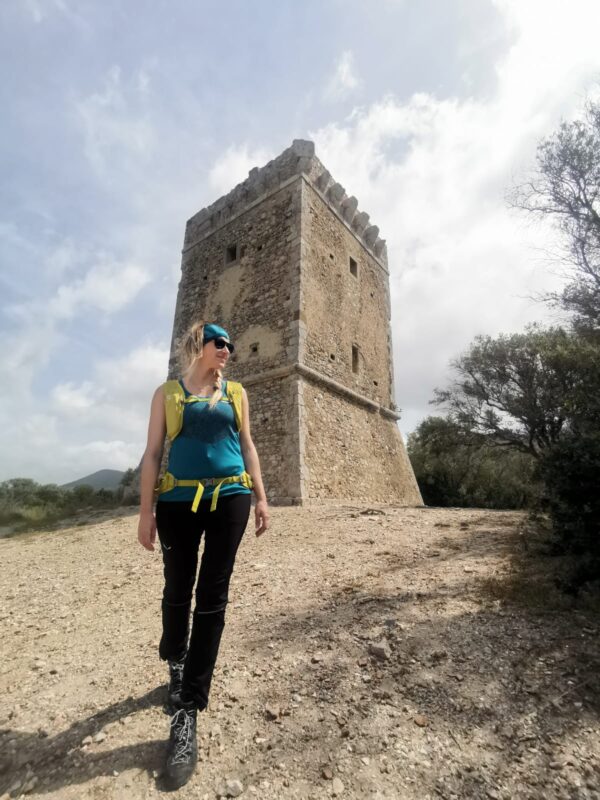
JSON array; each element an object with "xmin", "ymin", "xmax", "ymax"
[{"xmin": 201, "ymin": 337, "xmax": 232, "ymax": 371}]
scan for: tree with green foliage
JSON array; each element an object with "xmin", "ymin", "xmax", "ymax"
[
  {"xmin": 407, "ymin": 416, "xmax": 537, "ymax": 509},
  {"xmin": 120, "ymin": 468, "xmax": 136, "ymax": 488},
  {"xmin": 0, "ymin": 475, "xmax": 137, "ymax": 531},
  {"xmin": 430, "ymin": 321, "xmax": 599, "ymax": 566},
  {"xmin": 427, "ymin": 95, "xmax": 600, "ymax": 575},
  {"xmin": 511, "ymin": 97, "xmax": 600, "ymax": 335},
  {"xmin": 431, "ymin": 324, "xmax": 597, "ymax": 458},
  {"xmin": 512, "ymin": 95, "xmax": 600, "ymax": 570}
]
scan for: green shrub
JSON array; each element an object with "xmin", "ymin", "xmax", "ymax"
[
  {"xmin": 536, "ymin": 428, "xmax": 600, "ymax": 564},
  {"xmin": 407, "ymin": 416, "xmax": 539, "ymax": 509},
  {"xmin": 0, "ymin": 474, "xmax": 137, "ymax": 532}
]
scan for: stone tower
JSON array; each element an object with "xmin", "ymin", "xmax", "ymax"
[{"xmin": 169, "ymin": 140, "xmax": 423, "ymax": 506}]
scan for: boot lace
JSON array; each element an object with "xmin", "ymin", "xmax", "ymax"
[
  {"xmin": 169, "ymin": 659, "xmax": 185, "ymax": 681},
  {"xmin": 169, "ymin": 707, "xmax": 196, "ymax": 765}
]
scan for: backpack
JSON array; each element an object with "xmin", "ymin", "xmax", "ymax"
[
  {"xmin": 157, "ymin": 379, "xmax": 251, "ymax": 512},
  {"xmin": 162, "ymin": 379, "xmax": 244, "ymax": 441}
]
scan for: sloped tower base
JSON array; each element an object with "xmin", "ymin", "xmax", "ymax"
[{"xmin": 298, "ymin": 377, "xmax": 422, "ymax": 505}]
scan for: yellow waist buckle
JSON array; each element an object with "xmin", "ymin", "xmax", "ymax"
[{"xmin": 156, "ymin": 471, "xmax": 253, "ymax": 512}]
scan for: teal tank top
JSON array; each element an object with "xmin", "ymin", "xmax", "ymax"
[{"xmin": 158, "ymin": 379, "xmax": 251, "ymax": 504}]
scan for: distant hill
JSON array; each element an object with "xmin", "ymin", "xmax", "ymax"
[{"xmin": 62, "ymin": 469, "xmax": 125, "ymax": 491}]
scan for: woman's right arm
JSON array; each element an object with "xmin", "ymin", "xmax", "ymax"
[{"xmin": 137, "ymin": 386, "xmax": 167, "ymax": 551}]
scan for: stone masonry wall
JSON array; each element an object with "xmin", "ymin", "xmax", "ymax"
[
  {"xmin": 301, "ymin": 180, "xmax": 394, "ymax": 409},
  {"xmin": 298, "ymin": 176, "xmax": 421, "ymax": 505},
  {"xmin": 301, "ymin": 379, "xmax": 422, "ymax": 504},
  {"xmin": 170, "ymin": 180, "xmax": 302, "ymax": 377},
  {"xmin": 237, "ymin": 374, "xmax": 301, "ymax": 503},
  {"xmin": 169, "ymin": 179, "xmax": 304, "ymax": 503}
]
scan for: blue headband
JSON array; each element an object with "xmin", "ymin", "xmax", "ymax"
[{"xmin": 203, "ymin": 323, "xmax": 230, "ymax": 343}]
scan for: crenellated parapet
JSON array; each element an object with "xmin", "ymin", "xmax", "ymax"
[{"xmin": 184, "ymin": 139, "xmax": 388, "ymax": 265}]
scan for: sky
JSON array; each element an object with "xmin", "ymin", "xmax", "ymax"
[{"xmin": 1, "ymin": 0, "xmax": 600, "ymax": 484}]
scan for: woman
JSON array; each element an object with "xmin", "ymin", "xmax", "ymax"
[{"xmin": 137, "ymin": 320, "xmax": 269, "ymax": 790}]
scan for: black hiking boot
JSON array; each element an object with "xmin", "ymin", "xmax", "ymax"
[
  {"xmin": 164, "ymin": 657, "xmax": 185, "ymax": 714},
  {"xmin": 164, "ymin": 701, "xmax": 198, "ymax": 790}
]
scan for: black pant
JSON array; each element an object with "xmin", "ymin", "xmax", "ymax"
[{"xmin": 156, "ymin": 493, "xmax": 251, "ymax": 710}]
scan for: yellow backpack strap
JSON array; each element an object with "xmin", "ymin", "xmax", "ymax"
[
  {"xmin": 226, "ymin": 380, "xmax": 244, "ymax": 432},
  {"xmin": 162, "ymin": 380, "xmax": 185, "ymax": 441}
]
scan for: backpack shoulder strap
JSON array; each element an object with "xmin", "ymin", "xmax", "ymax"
[
  {"xmin": 162, "ymin": 380, "xmax": 185, "ymax": 441},
  {"xmin": 225, "ymin": 380, "xmax": 244, "ymax": 432}
]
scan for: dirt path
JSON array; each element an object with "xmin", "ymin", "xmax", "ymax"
[{"xmin": 1, "ymin": 504, "xmax": 598, "ymax": 799}]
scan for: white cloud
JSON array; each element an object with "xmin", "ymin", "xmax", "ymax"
[
  {"xmin": 24, "ymin": 0, "xmax": 65, "ymax": 23},
  {"xmin": 310, "ymin": 0, "xmax": 600, "ymax": 434},
  {"xmin": 324, "ymin": 51, "xmax": 361, "ymax": 101},
  {"xmin": 21, "ymin": 413, "xmax": 59, "ymax": 450},
  {"xmin": 48, "ymin": 260, "xmax": 150, "ymax": 319},
  {"xmin": 8, "ymin": 430, "xmax": 144, "ymax": 484},
  {"xmin": 22, "ymin": 0, "xmax": 87, "ymax": 30},
  {"xmin": 0, "ymin": 316, "xmax": 62, "ymax": 388},
  {"xmin": 72, "ymin": 65, "xmax": 213, "ymax": 280},
  {"xmin": 0, "ymin": 213, "xmax": 156, "ymax": 493},
  {"xmin": 50, "ymin": 344, "xmax": 168, "ymax": 430},
  {"xmin": 1, "ymin": 63, "xmax": 196, "ymax": 483},
  {"xmin": 3, "ymin": 256, "xmax": 150, "ymax": 384},
  {"xmin": 63, "ymin": 439, "xmax": 145, "ymax": 473},
  {"xmin": 45, "ymin": 238, "xmax": 80, "ymax": 279},
  {"xmin": 208, "ymin": 144, "xmax": 273, "ymax": 197},
  {"xmin": 51, "ymin": 381, "xmax": 95, "ymax": 411},
  {"xmin": 24, "ymin": 0, "xmax": 45, "ymax": 23},
  {"xmin": 1, "ymin": 342, "xmax": 169, "ymax": 484},
  {"xmin": 75, "ymin": 66, "xmax": 157, "ymax": 183},
  {"xmin": 53, "ymin": 344, "xmax": 169, "ymax": 479},
  {"xmin": 93, "ymin": 343, "xmax": 170, "ymax": 411}
]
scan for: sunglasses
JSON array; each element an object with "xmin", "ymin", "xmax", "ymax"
[{"xmin": 205, "ymin": 337, "xmax": 234, "ymax": 353}]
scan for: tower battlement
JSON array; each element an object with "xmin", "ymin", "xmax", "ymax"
[{"xmin": 184, "ymin": 140, "xmax": 388, "ymax": 265}]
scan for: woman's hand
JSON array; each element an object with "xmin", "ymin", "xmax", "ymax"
[
  {"xmin": 138, "ymin": 510, "xmax": 157, "ymax": 551},
  {"xmin": 254, "ymin": 500, "xmax": 270, "ymax": 537}
]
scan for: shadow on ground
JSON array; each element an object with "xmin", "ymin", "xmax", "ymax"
[
  {"xmin": 239, "ymin": 512, "xmax": 599, "ymax": 797},
  {"xmin": 0, "ymin": 687, "xmax": 168, "ymax": 796}
]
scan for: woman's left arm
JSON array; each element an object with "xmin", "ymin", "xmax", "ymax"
[{"xmin": 239, "ymin": 388, "xmax": 270, "ymax": 536}]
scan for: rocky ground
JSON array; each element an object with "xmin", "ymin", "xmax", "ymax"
[{"xmin": 0, "ymin": 503, "xmax": 599, "ymax": 800}]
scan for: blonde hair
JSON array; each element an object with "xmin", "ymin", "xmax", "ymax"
[{"xmin": 177, "ymin": 320, "xmax": 223, "ymax": 408}]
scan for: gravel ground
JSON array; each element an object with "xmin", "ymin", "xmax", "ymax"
[{"xmin": 0, "ymin": 503, "xmax": 598, "ymax": 800}]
